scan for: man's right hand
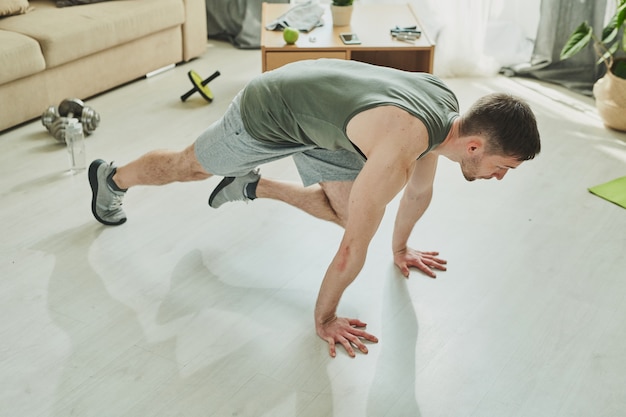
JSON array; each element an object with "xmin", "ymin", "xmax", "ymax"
[{"xmin": 316, "ymin": 316, "xmax": 379, "ymax": 358}]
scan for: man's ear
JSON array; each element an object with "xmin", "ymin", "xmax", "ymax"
[{"xmin": 466, "ymin": 136, "xmax": 485, "ymax": 155}]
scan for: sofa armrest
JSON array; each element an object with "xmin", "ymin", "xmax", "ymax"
[{"xmin": 182, "ymin": 0, "xmax": 207, "ymax": 61}]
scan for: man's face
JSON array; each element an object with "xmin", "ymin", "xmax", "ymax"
[{"xmin": 461, "ymin": 153, "xmax": 522, "ymax": 181}]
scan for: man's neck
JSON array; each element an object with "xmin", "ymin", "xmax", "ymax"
[{"xmin": 432, "ymin": 118, "xmax": 462, "ymax": 162}]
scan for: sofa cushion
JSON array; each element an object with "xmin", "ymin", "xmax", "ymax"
[
  {"xmin": 0, "ymin": 0, "xmax": 185, "ymax": 68},
  {"xmin": 0, "ymin": 30, "xmax": 45, "ymax": 84},
  {"xmin": 0, "ymin": 0, "xmax": 31, "ymax": 17}
]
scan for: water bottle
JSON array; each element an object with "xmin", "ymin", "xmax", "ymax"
[{"xmin": 65, "ymin": 118, "xmax": 86, "ymax": 174}]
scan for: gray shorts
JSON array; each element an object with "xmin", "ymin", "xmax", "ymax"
[{"xmin": 194, "ymin": 92, "xmax": 365, "ymax": 187}]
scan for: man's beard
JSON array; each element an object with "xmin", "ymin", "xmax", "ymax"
[{"xmin": 460, "ymin": 154, "xmax": 481, "ymax": 182}]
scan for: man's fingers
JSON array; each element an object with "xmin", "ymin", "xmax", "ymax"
[
  {"xmin": 403, "ymin": 256, "xmax": 446, "ymax": 278},
  {"xmin": 348, "ymin": 318, "xmax": 367, "ymax": 327},
  {"xmin": 340, "ymin": 338, "xmax": 356, "ymax": 357},
  {"xmin": 347, "ymin": 320, "xmax": 379, "ymax": 343},
  {"xmin": 427, "ymin": 256, "xmax": 448, "ymax": 267},
  {"xmin": 327, "ymin": 338, "xmax": 337, "ymax": 358},
  {"xmin": 401, "ymin": 264, "xmax": 410, "ymax": 277},
  {"xmin": 417, "ymin": 264, "xmax": 437, "ymax": 278},
  {"xmin": 348, "ymin": 326, "xmax": 379, "ymax": 344},
  {"xmin": 426, "ymin": 259, "xmax": 447, "ymax": 271},
  {"xmin": 348, "ymin": 335, "xmax": 369, "ymax": 354},
  {"xmin": 357, "ymin": 330, "xmax": 379, "ymax": 343}
]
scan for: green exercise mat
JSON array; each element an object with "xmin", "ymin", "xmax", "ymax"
[{"xmin": 588, "ymin": 176, "xmax": 626, "ymax": 209}]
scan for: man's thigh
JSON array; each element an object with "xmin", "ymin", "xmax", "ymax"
[{"xmin": 320, "ymin": 181, "xmax": 354, "ymax": 224}]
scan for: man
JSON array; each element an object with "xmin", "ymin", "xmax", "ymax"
[{"xmin": 89, "ymin": 59, "xmax": 541, "ymax": 358}]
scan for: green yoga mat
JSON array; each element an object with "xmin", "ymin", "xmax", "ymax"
[{"xmin": 589, "ymin": 176, "xmax": 626, "ymax": 209}]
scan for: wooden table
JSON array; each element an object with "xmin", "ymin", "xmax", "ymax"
[{"xmin": 260, "ymin": 3, "xmax": 435, "ymax": 73}]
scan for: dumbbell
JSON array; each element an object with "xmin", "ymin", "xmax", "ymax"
[
  {"xmin": 180, "ymin": 70, "xmax": 221, "ymax": 103},
  {"xmin": 42, "ymin": 98, "xmax": 100, "ymax": 142}
]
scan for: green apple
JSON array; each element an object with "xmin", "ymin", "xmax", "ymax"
[{"xmin": 283, "ymin": 27, "xmax": 299, "ymax": 45}]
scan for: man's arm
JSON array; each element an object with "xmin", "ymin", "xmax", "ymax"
[
  {"xmin": 313, "ymin": 105, "xmax": 436, "ymax": 357},
  {"xmin": 392, "ymin": 152, "xmax": 447, "ymax": 278},
  {"xmin": 314, "ymin": 132, "xmax": 420, "ymax": 357}
]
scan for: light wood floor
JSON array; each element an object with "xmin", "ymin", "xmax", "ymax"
[{"xmin": 1, "ymin": 40, "xmax": 625, "ymax": 417}]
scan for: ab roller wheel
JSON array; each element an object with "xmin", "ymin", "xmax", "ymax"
[{"xmin": 180, "ymin": 70, "xmax": 221, "ymax": 103}]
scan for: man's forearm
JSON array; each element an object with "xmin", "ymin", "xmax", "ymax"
[
  {"xmin": 314, "ymin": 246, "xmax": 367, "ymax": 324},
  {"xmin": 392, "ymin": 190, "xmax": 432, "ymax": 253}
]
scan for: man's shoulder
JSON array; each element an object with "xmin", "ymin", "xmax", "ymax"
[{"xmin": 349, "ymin": 106, "xmax": 429, "ymax": 161}]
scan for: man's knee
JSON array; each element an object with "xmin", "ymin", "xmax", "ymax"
[{"xmin": 182, "ymin": 144, "xmax": 211, "ymax": 179}]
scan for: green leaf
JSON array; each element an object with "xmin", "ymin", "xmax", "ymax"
[
  {"xmin": 601, "ymin": 21, "xmax": 618, "ymax": 44},
  {"xmin": 560, "ymin": 22, "xmax": 593, "ymax": 60},
  {"xmin": 602, "ymin": 3, "xmax": 626, "ymax": 44},
  {"xmin": 617, "ymin": 2, "xmax": 626, "ymax": 27}
]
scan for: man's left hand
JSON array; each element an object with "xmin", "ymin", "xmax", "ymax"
[{"xmin": 394, "ymin": 247, "xmax": 447, "ymax": 278}]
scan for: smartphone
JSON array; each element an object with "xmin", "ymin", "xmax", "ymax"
[{"xmin": 339, "ymin": 33, "xmax": 361, "ymax": 45}]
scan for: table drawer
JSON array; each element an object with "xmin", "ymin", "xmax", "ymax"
[{"xmin": 265, "ymin": 51, "xmax": 347, "ymax": 71}]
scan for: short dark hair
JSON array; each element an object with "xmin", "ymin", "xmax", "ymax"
[{"xmin": 459, "ymin": 93, "xmax": 541, "ymax": 161}]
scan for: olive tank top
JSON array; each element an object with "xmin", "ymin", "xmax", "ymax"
[{"xmin": 240, "ymin": 59, "xmax": 459, "ymax": 158}]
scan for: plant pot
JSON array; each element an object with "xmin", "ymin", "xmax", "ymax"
[
  {"xmin": 331, "ymin": 4, "xmax": 353, "ymax": 27},
  {"xmin": 593, "ymin": 60, "xmax": 626, "ymax": 132}
]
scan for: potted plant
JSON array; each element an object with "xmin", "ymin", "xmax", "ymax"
[
  {"xmin": 331, "ymin": 0, "xmax": 354, "ymax": 27},
  {"xmin": 560, "ymin": 0, "xmax": 626, "ymax": 131}
]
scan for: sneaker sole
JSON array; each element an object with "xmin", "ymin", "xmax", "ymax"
[
  {"xmin": 208, "ymin": 176, "xmax": 236, "ymax": 208},
  {"xmin": 88, "ymin": 159, "xmax": 127, "ymax": 226}
]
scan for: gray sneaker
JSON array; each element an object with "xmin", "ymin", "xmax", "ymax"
[
  {"xmin": 208, "ymin": 170, "xmax": 260, "ymax": 208},
  {"xmin": 88, "ymin": 159, "xmax": 127, "ymax": 226}
]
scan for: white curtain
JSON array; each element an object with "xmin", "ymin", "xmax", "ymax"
[
  {"xmin": 505, "ymin": 0, "xmax": 609, "ymax": 95},
  {"xmin": 408, "ymin": 0, "xmax": 540, "ymax": 77},
  {"xmin": 356, "ymin": 0, "xmax": 540, "ymax": 77}
]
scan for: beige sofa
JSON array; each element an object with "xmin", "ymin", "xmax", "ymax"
[{"xmin": 0, "ymin": 0, "xmax": 207, "ymax": 133}]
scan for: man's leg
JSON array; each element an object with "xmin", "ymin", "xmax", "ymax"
[
  {"xmin": 255, "ymin": 179, "xmax": 353, "ymax": 227},
  {"xmin": 112, "ymin": 144, "xmax": 211, "ymax": 189},
  {"xmin": 208, "ymin": 147, "xmax": 359, "ymax": 225},
  {"xmin": 249, "ymin": 147, "xmax": 360, "ymax": 227},
  {"xmin": 89, "ymin": 144, "xmax": 211, "ymax": 226}
]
